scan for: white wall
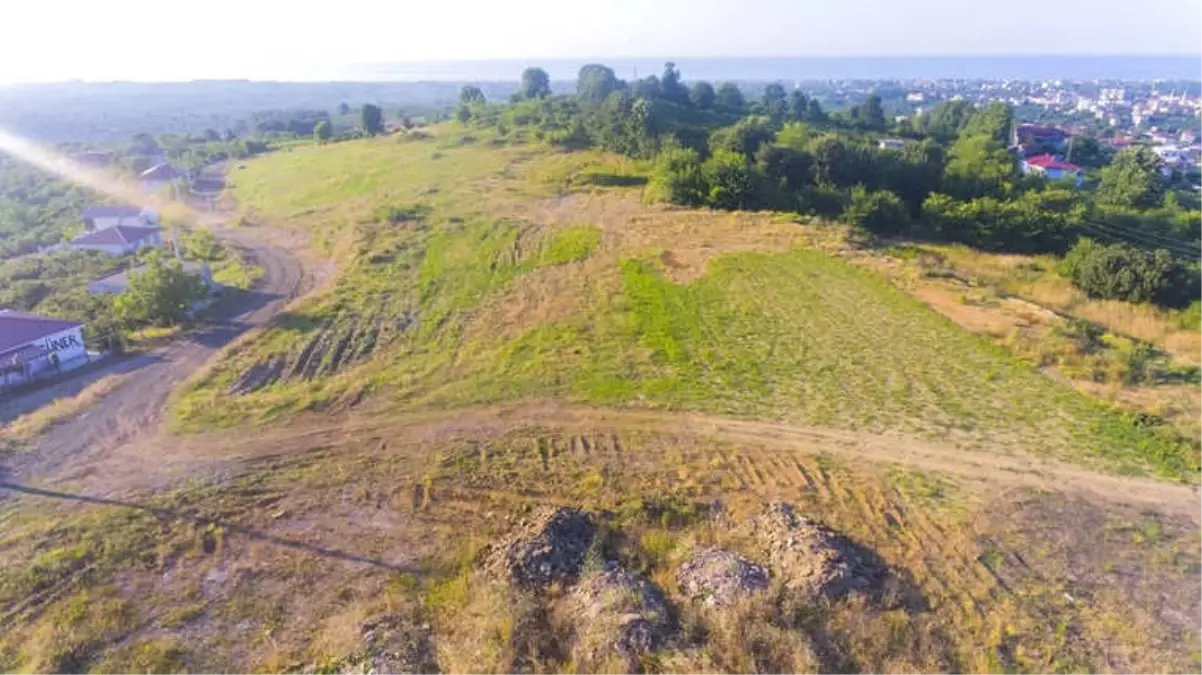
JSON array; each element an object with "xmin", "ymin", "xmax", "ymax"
[
  {"xmin": 28, "ymin": 325, "xmax": 86, "ymax": 374},
  {"xmin": 90, "ymin": 211, "xmax": 158, "ymax": 230},
  {"xmin": 72, "ymin": 242, "xmax": 131, "ymax": 256}
]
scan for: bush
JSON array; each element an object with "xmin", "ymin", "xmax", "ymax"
[
  {"xmin": 646, "ymin": 145, "xmax": 707, "ymax": 206},
  {"xmin": 702, "ymin": 149, "xmax": 758, "ymax": 210},
  {"xmin": 842, "ymin": 187, "xmax": 910, "ymax": 237},
  {"xmin": 1061, "ymin": 238, "xmax": 1198, "ymax": 308}
]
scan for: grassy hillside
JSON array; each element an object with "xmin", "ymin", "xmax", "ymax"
[{"xmin": 173, "ymin": 128, "xmax": 1196, "ymax": 480}]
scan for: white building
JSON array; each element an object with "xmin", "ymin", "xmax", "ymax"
[
  {"xmin": 80, "ymin": 205, "xmax": 158, "ymax": 231},
  {"xmin": 69, "ymin": 225, "xmax": 163, "ymax": 255},
  {"xmin": 878, "ymin": 138, "xmax": 906, "ymax": 150},
  {"xmin": 0, "ymin": 310, "xmax": 87, "ymax": 389}
]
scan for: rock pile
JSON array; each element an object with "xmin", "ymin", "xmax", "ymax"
[
  {"xmin": 483, "ymin": 506, "xmax": 596, "ymax": 588},
  {"xmin": 569, "ymin": 564, "xmax": 672, "ymax": 672},
  {"xmin": 676, "ymin": 548, "xmax": 769, "ymax": 607},
  {"xmin": 753, "ymin": 502, "xmax": 883, "ymax": 599}
]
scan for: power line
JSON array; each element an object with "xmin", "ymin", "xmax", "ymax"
[
  {"xmin": 1077, "ymin": 221, "xmax": 1200, "ymax": 257},
  {"xmin": 1077, "ymin": 217, "xmax": 1202, "ymax": 251}
]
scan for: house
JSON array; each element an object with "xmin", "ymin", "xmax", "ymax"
[
  {"xmin": 0, "ymin": 310, "xmax": 87, "ymax": 389},
  {"xmin": 88, "ymin": 261, "xmax": 216, "ymax": 295},
  {"xmin": 1021, "ymin": 154, "xmax": 1084, "ymax": 186},
  {"xmin": 1012, "ymin": 124, "xmax": 1069, "ymax": 152},
  {"xmin": 81, "ymin": 205, "xmax": 158, "ymax": 231},
  {"xmin": 138, "ymin": 163, "xmax": 184, "ymax": 194},
  {"xmin": 69, "ymin": 225, "xmax": 164, "ymax": 255},
  {"xmin": 878, "ymin": 138, "xmax": 906, "ymax": 150}
]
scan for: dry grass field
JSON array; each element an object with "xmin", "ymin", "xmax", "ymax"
[{"xmin": 1, "ymin": 127, "xmax": 1198, "ymax": 673}]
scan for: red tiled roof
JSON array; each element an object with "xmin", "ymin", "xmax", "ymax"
[
  {"xmin": 1024, "ymin": 154, "xmax": 1082, "ymax": 172},
  {"xmin": 71, "ymin": 225, "xmax": 161, "ymax": 247},
  {"xmin": 0, "ymin": 310, "xmax": 82, "ymax": 355}
]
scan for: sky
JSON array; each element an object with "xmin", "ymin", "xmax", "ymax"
[{"xmin": 1, "ymin": 0, "xmax": 1199, "ymax": 83}]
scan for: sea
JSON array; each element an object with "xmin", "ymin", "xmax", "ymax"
[{"xmin": 327, "ymin": 56, "xmax": 1201, "ymax": 82}]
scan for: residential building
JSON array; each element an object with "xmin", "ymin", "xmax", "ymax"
[
  {"xmin": 0, "ymin": 310, "xmax": 87, "ymax": 389},
  {"xmin": 69, "ymin": 225, "xmax": 163, "ymax": 255},
  {"xmin": 878, "ymin": 138, "xmax": 906, "ymax": 150},
  {"xmin": 138, "ymin": 163, "xmax": 184, "ymax": 195},
  {"xmin": 81, "ymin": 205, "xmax": 158, "ymax": 231},
  {"xmin": 1013, "ymin": 124, "xmax": 1069, "ymax": 151},
  {"xmin": 1020, "ymin": 154, "xmax": 1084, "ymax": 185},
  {"xmin": 88, "ymin": 261, "xmax": 215, "ymax": 295}
]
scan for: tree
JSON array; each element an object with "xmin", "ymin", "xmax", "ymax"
[
  {"xmin": 313, "ymin": 119, "xmax": 332, "ymax": 143},
  {"xmin": 129, "ymin": 132, "xmax": 160, "ymax": 156},
  {"xmin": 942, "ymin": 134, "xmax": 1017, "ymax": 200},
  {"xmin": 519, "ymin": 67, "xmax": 551, "ymax": 100},
  {"xmin": 709, "ymin": 116, "xmax": 774, "ymax": 158},
  {"xmin": 959, "ymin": 102, "xmax": 1013, "ymax": 143},
  {"xmin": 755, "ymin": 144, "xmax": 814, "ymax": 205},
  {"xmin": 1098, "ymin": 146, "xmax": 1165, "ymax": 209},
  {"xmin": 788, "ymin": 90, "xmax": 808, "ymax": 122},
  {"xmin": 715, "ymin": 82, "xmax": 745, "ymax": 111},
  {"xmin": 919, "ymin": 100, "xmax": 975, "ymax": 140},
  {"xmin": 843, "ymin": 187, "xmax": 911, "ymax": 237},
  {"xmin": 1065, "ymin": 135, "xmax": 1106, "ymax": 169},
  {"xmin": 703, "ymin": 149, "xmax": 758, "ymax": 210},
  {"xmin": 804, "ymin": 99, "xmax": 827, "ymax": 123},
  {"xmin": 338, "ymin": 102, "xmax": 351, "ymax": 115},
  {"xmin": 359, "ymin": 104, "xmax": 384, "ymax": 135},
  {"xmin": 459, "ymin": 85, "xmax": 487, "ymax": 106},
  {"xmin": 760, "ymin": 83, "xmax": 788, "ymax": 123},
  {"xmin": 647, "ymin": 143, "xmax": 707, "ymax": 206},
  {"xmin": 1062, "ymin": 238, "xmax": 1196, "ymax": 307},
  {"xmin": 851, "ymin": 94, "xmax": 886, "ymax": 130},
  {"xmin": 577, "ymin": 64, "xmax": 622, "ymax": 104},
  {"xmin": 690, "ymin": 81, "xmax": 716, "ymax": 109},
  {"xmin": 632, "ymin": 76, "xmax": 662, "ymax": 100},
  {"xmin": 113, "ymin": 253, "xmax": 207, "ymax": 327},
  {"xmin": 661, "ymin": 62, "xmax": 690, "ymax": 105}
]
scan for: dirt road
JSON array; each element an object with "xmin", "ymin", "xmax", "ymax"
[{"xmin": 0, "ymin": 223, "xmax": 312, "ymax": 487}]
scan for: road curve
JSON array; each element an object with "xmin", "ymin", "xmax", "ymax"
[{"xmin": 1, "ymin": 223, "xmax": 310, "ymax": 487}]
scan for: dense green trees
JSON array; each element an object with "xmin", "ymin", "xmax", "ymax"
[
  {"xmin": 1097, "ymin": 146, "xmax": 1165, "ymax": 209},
  {"xmin": 942, "ymin": 134, "xmax": 1018, "ymax": 200},
  {"xmin": 760, "ymin": 83, "xmax": 788, "ymax": 123},
  {"xmin": 519, "ymin": 68, "xmax": 552, "ymax": 100},
  {"xmin": 849, "ymin": 94, "xmax": 886, "ymax": 130},
  {"xmin": 359, "ymin": 104, "xmax": 383, "ymax": 135},
  {"xmin": 459, "ymin": 86, "xmax": 486, "ymax": 106}
]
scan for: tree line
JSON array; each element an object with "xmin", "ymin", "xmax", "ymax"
[{"xmin": 455, "ymin": 63, "xmax": 1200, "ymax": 310}]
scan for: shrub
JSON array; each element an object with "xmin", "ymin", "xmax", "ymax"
[
  {"xmin": 842, "ymin": 187, "xmax": 910, "ymax": 237},
  {"xmin": 646, "ymin": 145, "xmax": 707, "ymax": 206},
  {"xmin": 1061, "ymin": 238, "xmax": 1198, "ymax": 308},
  {"xmin": 702, "ymin": 149, "xmax": 758, "ymax": 210}
]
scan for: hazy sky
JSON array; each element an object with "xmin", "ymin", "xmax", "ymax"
[{"xmin": 2, "ymin": 0, "xmax": 1199, "ymax": 83}]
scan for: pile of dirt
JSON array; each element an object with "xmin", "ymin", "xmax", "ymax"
[
  {"xmin": 325, "ymin": 614, "xmax": 439, "ymax": 674},
  {"xmin": 567, "ymin": 564, "xmax": 672, "ymax": 673},
  {"xmin": 677, "ymin": 548, "xmax": 769, "ymax": 607},
  {"xmin": 753, "ymin": 502, "xmax": 883, "ymax": 599},
  {"xmin": 483, "ymin": 506, "xmax": 596, "ymax": 588}
]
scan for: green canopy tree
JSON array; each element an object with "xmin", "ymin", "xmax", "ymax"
[
  {"xmin": 960, "ymin": 102, "xmax": 1013, "ymax": 143},
  {"xmin": 519, "ymin": 67, "xmax": 552, "ymax": 100},
  {"xmin": 715, "ymin": 82, "xmax": 746, "ymax": 111},
  {"xmin": 459, "ymin": 85, "xmax": 487, "ymax": 106},
  {"xmin": 577, "ymin": 64, "xmax": 622, "ymax": 104},
  {"xmin": 760, "ymin": 83, "xmax": 788, "ymax": 123},
  {"xmin": 114, "ymin": 253, "xmax": 207, "ymax": 327},
  {"xmin": 690, "ymin": 81, "xmax": 716, "ymax": 109},
  {"xmin": 359, "ymin": 104, "xmax": 383, "ymax": 135},
  {"xmin": 1098, "ymin": 146, "xmax": 1165, "ymax": 209},
  {"xmin": 313, "ymin": 119, "xmax": 332, "ymax": 143},
  {"xmin": 661, "ymin": 62, "xmax": 690, "ymax": 105}
]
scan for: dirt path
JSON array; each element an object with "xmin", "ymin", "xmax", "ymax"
[
  {"xmin": 0, "ymin": 222, "xmax": 313, "ymax": 488},
  {"xmin": 67, "ymin": 400, "xmax": 1202, "ymax": 521}
]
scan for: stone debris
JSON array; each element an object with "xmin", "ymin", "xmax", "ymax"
[
  {"xmin": 753, "ymin": 502, "xmax": 883, "ymax": 599},
  {"xmin": 676, "ymin": 548, "xmax": 769, "ymax": 607},
  {"xmin": 568, "ymin": 564, "xmax": 672, "ymax": 673},
  {"xmin": 483, "ymin": 507, "xmax": 595, "ymax": 588}
]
